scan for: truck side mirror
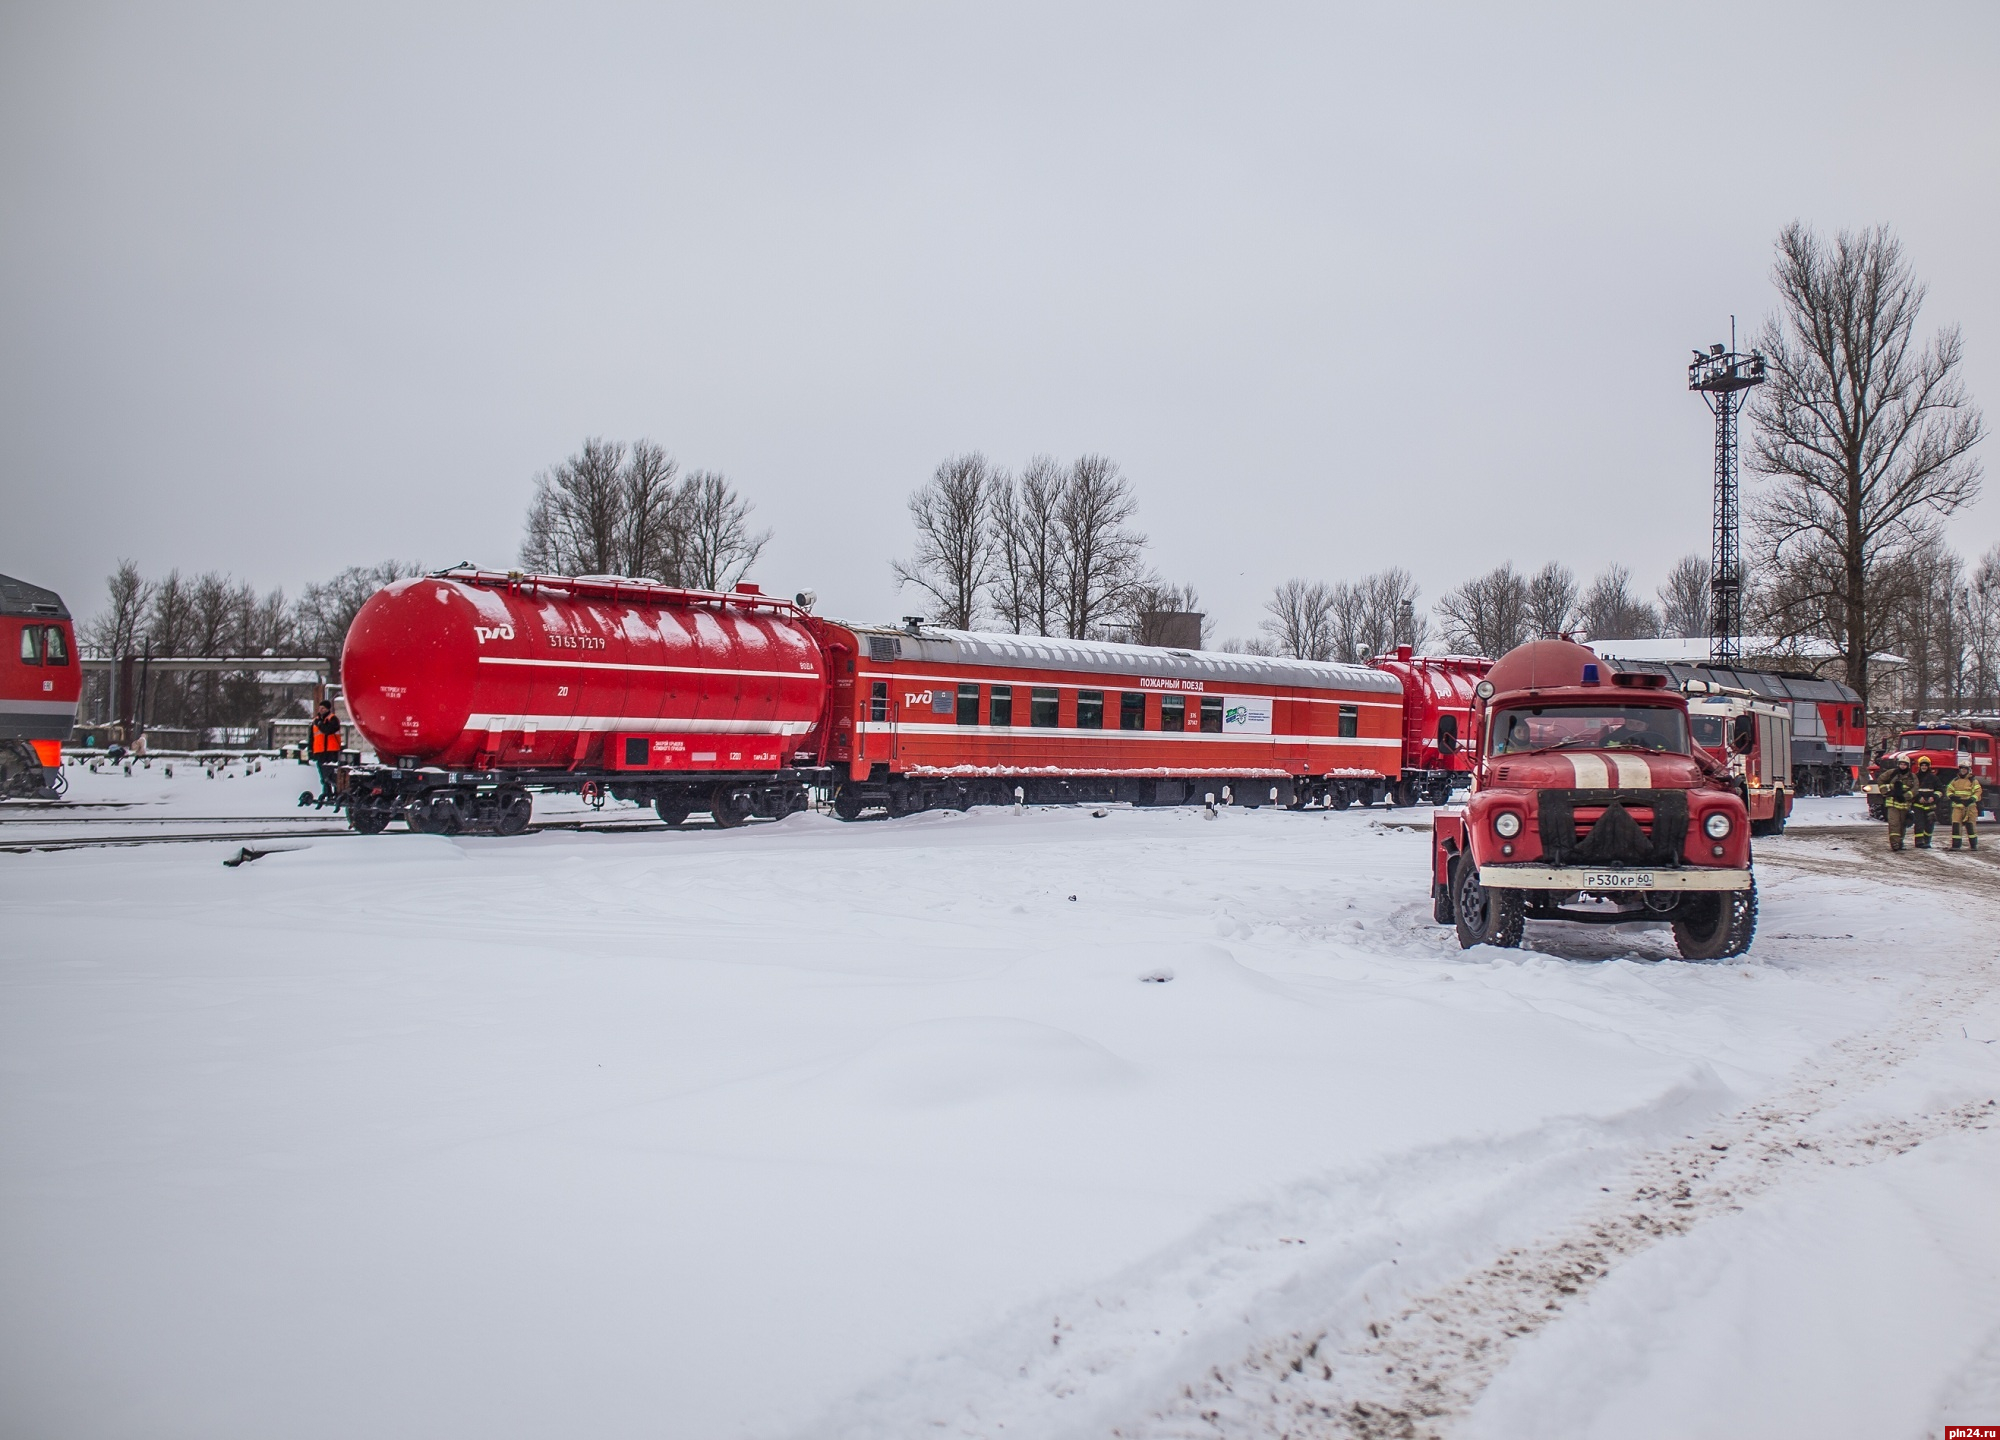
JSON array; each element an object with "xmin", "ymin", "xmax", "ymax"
[
  {"xmin": 1730, "ymin": 714, "xmax": 1755, "ymax": 754},
  {"xmin": 1437, "ymin": 714, "xmax": 1458, "ymax": 756}
]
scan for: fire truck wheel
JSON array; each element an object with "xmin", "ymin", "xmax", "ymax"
[
  {"xmin": 1672, "ymin": 880, "xmax": 1758, "ymax": 961},
  {"xmin": 1452, "ymin": 856, "xmax": 1523, "ymax": 950}
]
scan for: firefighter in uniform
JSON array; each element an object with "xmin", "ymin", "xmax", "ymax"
[
  {"xmin": 310, "ymin": 699, "xmax": 343, "ymax": 800},
  {"xmin": 1911, "ymin": 755, "xmax": 1942, "ymax": 849},
  {"xmin": 1883, "ymin": 758, "xmax": 1915, "ymax": 851},
  {"xmin": 1947, "ymin": 761, "xmax": 1983, "ymax": 851}
]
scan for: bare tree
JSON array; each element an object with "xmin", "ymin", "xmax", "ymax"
[
  {"xmin": 83, "ymin": 560, "xmax": 153, "ymax": 658},
  {"xmin": 1436, "ymin": 564, "xmax": 1529, "ymax": 657},
  {"xmin": 1526, "ymin": 562, "xmax": 1579, "ymax": 638},
  {"xmin": 521, "ymin": 437, "xmax": 629, "ymax": 575},
  {"xmin": 619, "ymin": 440, "xmax": 685, "ymax": 583},
  {"xmin": 892, "ymin": 453, "xmax": 996, "ymax": 629},
  {"xmin": 1579, "ymin": 564, "xmax": 1661, "ymax": 641},
  {"xmin": 1750, "ymin": 223, "xmax": 1986, "ymax": 713},
  {"xmin": 1963, "ymin": 544, "xmax": 2000, "ymax": 712},
  {"xmin": 1056, "ymin": 454, "xmax": 1147, "ymax": 639},
  {"xmin": 1262, "ymin": 579, "xmax": 1337, "ymax": 660},
  {"xmin": 679, "ymin": 470, "xmax": 770, "ymax": 591},
  {"xmin": 1328, "ymin": 568, "xmax": 1430, "ymax": 661},
  {"xmin": 1657, "ymin": 554, "xmax": 1712, "ymax": 639},
  {"xmin": 294, "ymin": 561, "xmax": 425, "ymax": 659},
  {"xmin": 990, "ymin": 455, "xmax": 1065, "ymax": 635}
]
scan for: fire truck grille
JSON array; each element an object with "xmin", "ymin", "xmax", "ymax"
[{"xmin": 1536, "ymin": 789, "xmax": 1689, "ymax": 867}]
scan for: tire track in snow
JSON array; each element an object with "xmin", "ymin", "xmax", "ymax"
[{"xmin": 1129, "ymin": 843, "xmax": 2000, "ymax": 1439}]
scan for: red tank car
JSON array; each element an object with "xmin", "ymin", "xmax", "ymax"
[
  {"xmin": 1369, "ymin": 646, "xmax": 1489, "ymax": 805},
  {"xmin": 801, "ymin": 618, "xmax": 1404, "ymax": 819},
  {"xmin": 1, "ymin": 573, "xmax": 79, "ymax": 799},
  {"xmin": 337, "ymin": 570, "xmax": 827, "ymax": 833}
]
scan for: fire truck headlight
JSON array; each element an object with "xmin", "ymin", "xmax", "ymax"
[
  {"xmin": 1704, "ymin": 811, "xmax": 1733, "ymax": 839},
  {"xmin": 1493, "ymin": 811, "xmax": 1522, "ymax": 838}
]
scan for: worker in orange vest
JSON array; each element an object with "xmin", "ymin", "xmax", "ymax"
[{"xmin": 310, "ymin": 699, "xmax": 343, "ymax": 799}]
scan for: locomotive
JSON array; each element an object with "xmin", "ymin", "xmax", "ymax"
[
  {"xmin": 332, "ymin": 569, "xmax": 1489, "ymax": 834},
  {"xmin": 1, "ymin": 572, "xmax": 80, "ymax": 799}
]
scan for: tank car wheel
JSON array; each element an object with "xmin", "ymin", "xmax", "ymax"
[
  {"xmin": 349, "ymin": 794, "xmax": 393, "ymax": 834},
  {"xmin": 1452, "ymin": 856, "xmax": 1523, "ymax": 950},
  {"xmin": 414, "ymin": 790, "xmax": 464, "ymax": 836},
  {"xmin": 653, "ymin": 796, "xmax": 691, "ymax": 828},
  {"xmin": 832, "ymin": 788, "xmax": 865, "ymax": 821},
  {"xmin": 709, "ymin": 784, "xmax": 753, "ymax": 828},
  {"xmin": 494, "ymin": 787, "xmax": 533, "ymax": 837},
  {"xmin": 1672, "ymin": 880, "xmax": 1758, "ymax": 961}
]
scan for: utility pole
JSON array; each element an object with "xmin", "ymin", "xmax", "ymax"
[{"xmin": 1689, "ymin": 327, "xmax": 1766, "ymax": 664}]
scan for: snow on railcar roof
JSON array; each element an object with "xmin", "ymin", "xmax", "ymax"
[
  {"xmin": 838, "ymin": 622, "xmax": 1400, "ymax": 693},
  {"xmin": 0, "ymin": 573, "xmax": 70, "ymax": 619}
]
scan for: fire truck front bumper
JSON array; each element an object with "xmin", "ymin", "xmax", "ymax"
[{"xmin": 1476, "ymin": 864, "xmax": 1753, "ymax": 892}]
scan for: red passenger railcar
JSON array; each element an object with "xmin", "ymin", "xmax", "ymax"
[
  {"xmin": 803, "ymin": 620, "xmax": 1404, "ymax": 819},
  {"xmin": 1, "ymin": 573, "xmax": 79, "ymax": 799}
]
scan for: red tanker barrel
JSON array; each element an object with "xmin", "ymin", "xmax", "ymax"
[
  {"xmin": 341, "ymin": 573, "xmax": 828, "ymax": 770},
  {"xmin": 1369, "ymin": 647, "xmax": 1489, "ymax": 777}
]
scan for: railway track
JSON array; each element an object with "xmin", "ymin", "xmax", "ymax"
[{"xmin": 0, "ymin": 813, "xmax": 740, "ymax": 854}]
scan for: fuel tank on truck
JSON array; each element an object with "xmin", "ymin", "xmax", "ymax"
[{"xmin": 340, "ymin": 571, "xmax": 830, "ymax": 771}]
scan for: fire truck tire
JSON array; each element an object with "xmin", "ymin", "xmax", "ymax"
[
  {"xmin": 1672, "ymin": 879, "xmax": 1758, "ymax": 961},
  {"xmin": 1432, "ymin": 877, "xmax": 1455, "ymax": 926},
  {"xmin": 1452, "ymin": 857, "xmax": 1523, "ymax": 950}
]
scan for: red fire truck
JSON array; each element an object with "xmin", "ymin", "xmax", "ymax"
[
  {"xmin": 1432, "ymin": 639, "xmax": 1758, "ymax": 960},
  {"xmin": 1862, "ymin": 720, "xmax": 2000, "ymax": 820}
]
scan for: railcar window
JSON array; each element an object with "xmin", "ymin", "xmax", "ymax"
[
  {"xmin": 870, "ymin": 681, "xmax": 888, "ymax": 722},
  {"xmin": 1338, "ymin": 704, "xmax": 1358, "ymax": 738},
  {"xmin": 1031, "ymin": 687, "xmax": 1059, "ymax": 727},
  {"xmin": 957, "ymin": 683, "xmax": 979, "ymax": 725},
  {"xmin": 1076, "ymin": 690, "xmax": 1104, "ymax": 728},
  {"xmin": 1852, "ymin": 706, "xmax": 1865, "ymax": 728},
  {"xmin": 19, "ymin": 625, "xmax": 41, "ymax": 664},
  {"xmin": 990, "ymin": 685, "xmax": 1013, "ymax": 727},
  {"xmin": 1160, "ymin": 695, "xmax": 1186, "ymax": 731},
  {"xmin": 1119, "ymin": 692, "xmax": 1145, "ymax": 730},
  {"xmin": 1199, "ymin": 696, "xmax": 1223, "ymax": 733},
  {"xmin": 42, "ymin": 627, "xmax": 67, "ymax": 665}
]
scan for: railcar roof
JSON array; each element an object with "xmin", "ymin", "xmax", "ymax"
[
  {"xmin": 0, "ymin": 573, "xmax": 70, "ymax": 619},
  {"xmin": 839, "ymin": 623, "xmax": 1400, "ymax": 693}
]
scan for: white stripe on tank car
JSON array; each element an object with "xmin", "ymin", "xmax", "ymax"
[
  {"xmin": 0, "ymin": 699, "xmax": 81, "ymax": 715},
  {"xmin": 476, "ymin": 656, "xmax": 818, "ymax": 680},
  {"xmin": 462, "ymin": 714, "xmax": 815, "ymax": 736}
]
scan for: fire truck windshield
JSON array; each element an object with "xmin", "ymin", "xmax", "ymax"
[
  {"xmin": 1490, "ymin": 705, "xmax": 1688, "ymax": 755},
  {"xmin": 1899, "ymin": 731, "xmax": 1963, "ymax": 749}
]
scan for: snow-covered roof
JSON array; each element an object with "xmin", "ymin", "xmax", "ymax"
[
  {"xmin": 1588, "ymin": 635, "xmax": 1904, "ymax": 667},
  {"xmin": 841, "ymin": 623, "xmax": 1400, "ymax": 694}
]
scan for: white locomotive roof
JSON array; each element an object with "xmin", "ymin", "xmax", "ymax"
[{"xmin": 839, "ymin": 623, "xmax": 1400, "ymax": 694}]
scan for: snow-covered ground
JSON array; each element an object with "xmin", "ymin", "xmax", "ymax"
[{"xmin": 2, "ymin": 778, "xmax": 1996, "ymax": 1439}]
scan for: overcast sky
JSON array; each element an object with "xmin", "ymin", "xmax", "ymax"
[{"xmin": 3, "ymin": 3, "xmax": 1995, "ymax": 641}]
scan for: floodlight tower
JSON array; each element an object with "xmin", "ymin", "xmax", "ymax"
[{"xmin": 1689, "ymin": 332, "xmax": 1766, "ymax": 664}]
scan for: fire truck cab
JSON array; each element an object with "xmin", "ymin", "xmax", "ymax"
[
  {"xmin": 1432, "ymin": 639, "xmax": 1758, "ymax": 961},
  {"xmin": 1685, "ymin": 686, "xmax": 1794, "ymax": 837}
]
